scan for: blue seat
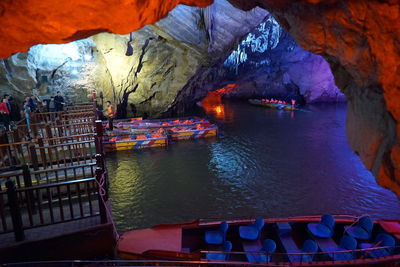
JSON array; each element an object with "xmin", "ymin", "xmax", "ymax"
[
  {"xmin": 345, "ymin": 216, "xmax": 373, "ymax": 241},
  {"xmin": 239, "ymin": 218, "xmax": 265, "ymax": 240},
  {"xmin": 206, "ymin": 241, "xmax": 232, "ymax": 261},
  {"xmin": 307, "ymin": 214, "xmax": 335, "ymax": 238},
  {"xmin": 246, "ymin": 239, "xmax": 276, "ymax": 263},
  {"xmin": 300, "ymin": 240, "xmax": 318, "ymax": 263},
  {"xmin": 360, "ymin": 233, "xmax": 395, "ymax": 258},
  {"xmin": 205, "ymin": 221, "xmax": 229, "ymax": 245},
  {"xmin": 330, "ymin": 235, "xmax": 357, "ymax": 261}
]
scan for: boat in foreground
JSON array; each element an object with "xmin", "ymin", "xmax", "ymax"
[{"xmin": 117, "ymin": 215, "xmax": 400, "ymax": 265}]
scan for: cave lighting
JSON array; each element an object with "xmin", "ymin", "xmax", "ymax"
[
  {"xmin": 214, "ymin": 106, "xmax": 223, "ymax": 114},
  {"xmin": 71, "ymin": 69, "xmax": 79, "ymax": 75},
  {"xmin": 84, "ymin": 54, "xmax": 92, "ymax": 61}
]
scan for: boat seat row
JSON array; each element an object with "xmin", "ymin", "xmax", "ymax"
[
  {"xmin": 204, "ymin": 217, "xmax": 396, "ymax": 263},
  {"xmin": 308, "ymin": 214, "xmax": 374, "ymax": 241}
]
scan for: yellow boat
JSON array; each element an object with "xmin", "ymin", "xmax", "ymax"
[
  {"xmin": 168, "ymin": 125, "xmax": 218, "ymax": 140},
  {"xmin": 103, "ymin": 134, "xmax": 168, "ymax": 152}
]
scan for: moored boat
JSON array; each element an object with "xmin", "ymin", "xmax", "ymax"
[
  {"xmin": 249, "ymin": 99, "xmax": 298, "ymax": 111},
  {"xmin": 103, "ymin": 133, "xmax": 168, "ymax": 152},
  {"xmin": 115, "ymin": 117, "xmax": 211, "ymax": 130},
  {"xmin": 168, "ymin": 124, "xmax": 218, "ymax": 140},
  {"xmin": 117, "ymin": 215, "xmax": 400, "ymax": 265}
]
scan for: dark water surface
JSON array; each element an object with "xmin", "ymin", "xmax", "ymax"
[{"xmin": 106, "ymin": 102, "xmax": 400, "ymax": 232}]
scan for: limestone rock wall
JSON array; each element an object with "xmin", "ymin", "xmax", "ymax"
[{"xmin": 0, "ymin": 39, "xmax": 112, "ymax": 105}]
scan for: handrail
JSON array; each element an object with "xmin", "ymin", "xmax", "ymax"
[
  {"xmin": 200, "ymin": 245, "xmax": 400, "ymax": 256},
  {"xmin": 31, "ymin": 162, "xmax": 96, "ymax": 174},
  {"xmin": 42, "ymin": 133, "xmax": 95, "ymax": 141},
  {"xmin": 35, "ymin": 139, "xmax": 95, "ymax": 149},
  {"xmin": 198, "ymin": 214, "xmax": 361, "ymax": 224},
  {"xmin": 15, "ymin": 177, "xmax": 96, "ymax": 192},
  {"xmin": 0, "ymin": 260, "xmax": 289, "ymax": 266},
  {"xmin": 0, "ymin": 141, "xmax": 29, "ymax": 147}
]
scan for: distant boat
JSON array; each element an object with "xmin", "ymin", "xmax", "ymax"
[
  {"xmin": 117, "ymin": 215, "xmax": 400, "ymax": 265},
  {"xmin": 248, "ymin": 99, "xmax": 298, "ymax": 111}
]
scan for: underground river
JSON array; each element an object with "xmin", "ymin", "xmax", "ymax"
[{"xmin": 106, "ymin": 101, "xmax": 400, "ymax": 232}]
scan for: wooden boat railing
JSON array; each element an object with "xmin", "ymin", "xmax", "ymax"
[
  {"xmin": 198, "ymin": 215, "xmax": 361, "ymax": 226},
  {"xmin": 0, "ymin": 177, "xmax": 101, "ymax": 234},
  {"xmin": 0, "ymin": 260, "xmax": 287, "ymax": 266},
  {"xmin": 200, "ymin": 245, "xmax": 400, "ymax": 264}
]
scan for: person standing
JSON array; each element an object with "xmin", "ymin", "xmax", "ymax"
[
  {"xmin": 103, "ymin": 101, "xmax": 115, "ymax": 131},
  {"xmin": 4, "ymin": 95, "xmax": 11, "ymax": 114},
  {"xmin": 23, "ymin": 100, "xmax": 31, "ymax": 132},
  {"xmin": 0, "ymin": 98, "xmax": 11, "ymax": 131},
  {"xmin": 54, "ymin": 91, "xmax": 65, "ymax": 112},
  {"xmin": 28, "ymin": 95, "xmax": 37, "ymax": 112},
  {"xmin": 47, "ymin": 97, "xmax": 56, "ymax": 121}
]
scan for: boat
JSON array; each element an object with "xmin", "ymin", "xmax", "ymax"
[
  {"xmin": 103, "ymin": 118, "xmax": 218, "ymax": 151},
  {"xmin": 114, "ymin": 117, "xmax": 212, "ymax": 130},
  {"xmin": 249, "ymin": 99, "xmax": 297, "ymax": 111},
  {"xmin": 103, "ymin": 133, "xmax": 168, "ymax": 152},
  {"xmin": 117, "ymin": 215, "xmax": 400, "ymax": 265},
  {"xmin": 168, "ymin": 124, "xmax": 218, "ymax": 140}
]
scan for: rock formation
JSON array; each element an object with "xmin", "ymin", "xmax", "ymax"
[{"xmin": 0, "ymin": 0, "xmax": 398, "ymax": 195}]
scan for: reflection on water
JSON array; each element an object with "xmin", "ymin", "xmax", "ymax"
[{"xmin": 106, "ymin": 101, "xmax": 400, "ymax": 232}]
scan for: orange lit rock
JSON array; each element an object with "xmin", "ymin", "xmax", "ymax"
[{"xmin": 0, "ymin": 0, "xmax": 212, "ymax": 58}]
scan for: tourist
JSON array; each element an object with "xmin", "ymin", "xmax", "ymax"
[
  {"xmin": 28, "ymin": 95, "xmax": 37, "ymax": 112},
  {"xmin": 23, "ymin": 100, "xmax": 31, "ymax": 132},
  {"xmin": 103, "ymin": 100, "xmax": 115, "ymax": 131},
  {"xmin": 47, "ymin": 96, "xmax": 56, "ymax": 121},
  {"xmin": 0, "ymin": 98, "xmax": 11, "ymax": 131},
  {"xmin": 3, "ymin": 94, "xmax": 11, "ymax": 114},
  {"xmin": 7, "ymin": 95, "xmax": 21, "ymax": 123},
  {"xmin": 54, "ymin": 91, "xmax": 65, "ymax": 112}
]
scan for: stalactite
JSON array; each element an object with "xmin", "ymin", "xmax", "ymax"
[{"xmin": 203, "ymin": 5, "xmax": 214, "ymax": 52}]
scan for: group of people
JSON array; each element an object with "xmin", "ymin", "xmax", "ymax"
[
  {"xmin": 0, "ymin": 94, "xmax": 25, "ymax": 131},
  {"xmin": 0, "ymin": 91, "xmax": 66, "ymax": 132}
]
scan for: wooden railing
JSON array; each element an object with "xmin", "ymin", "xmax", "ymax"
[
  {"xmin": 0, "ymin": 138, "xmax": 96, "ymax": 171},
  {"xmin": 0, "ymin": 116, "xmax": 108, "ymax": 242},
  {"xmin": 0, "ymin": 177, "xmax": 101, "ymax": 235},
  {"xmin": 0, "ymin": 141, "xmax": 31, "ymax": 171},
  {"xmin": 11, "ymin": 121, "xmax": 95, "ymax": 141},
  {"xmin": 0, "ymin": 162, "xmax": 97, "ymax": 190}
]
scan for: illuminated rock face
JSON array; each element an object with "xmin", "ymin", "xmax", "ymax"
[
  {"xmin": 0, "ymin": 39, "xmax": 113, "ymax": 103},
  {"xmin": 0, "ymin": 0, "xmax": 269, "ymax": 117},
  {"xmin": 228, "ymin": 0, "xmax": 400, "ymax": 194},
  {"xmin": 0, "ymin": 0, "xmax": 213, "ymax": 58}
]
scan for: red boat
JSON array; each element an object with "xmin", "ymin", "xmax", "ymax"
[{"xmin": 117, "ymin": 215, "xmax": 400, "ymax": 265}]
